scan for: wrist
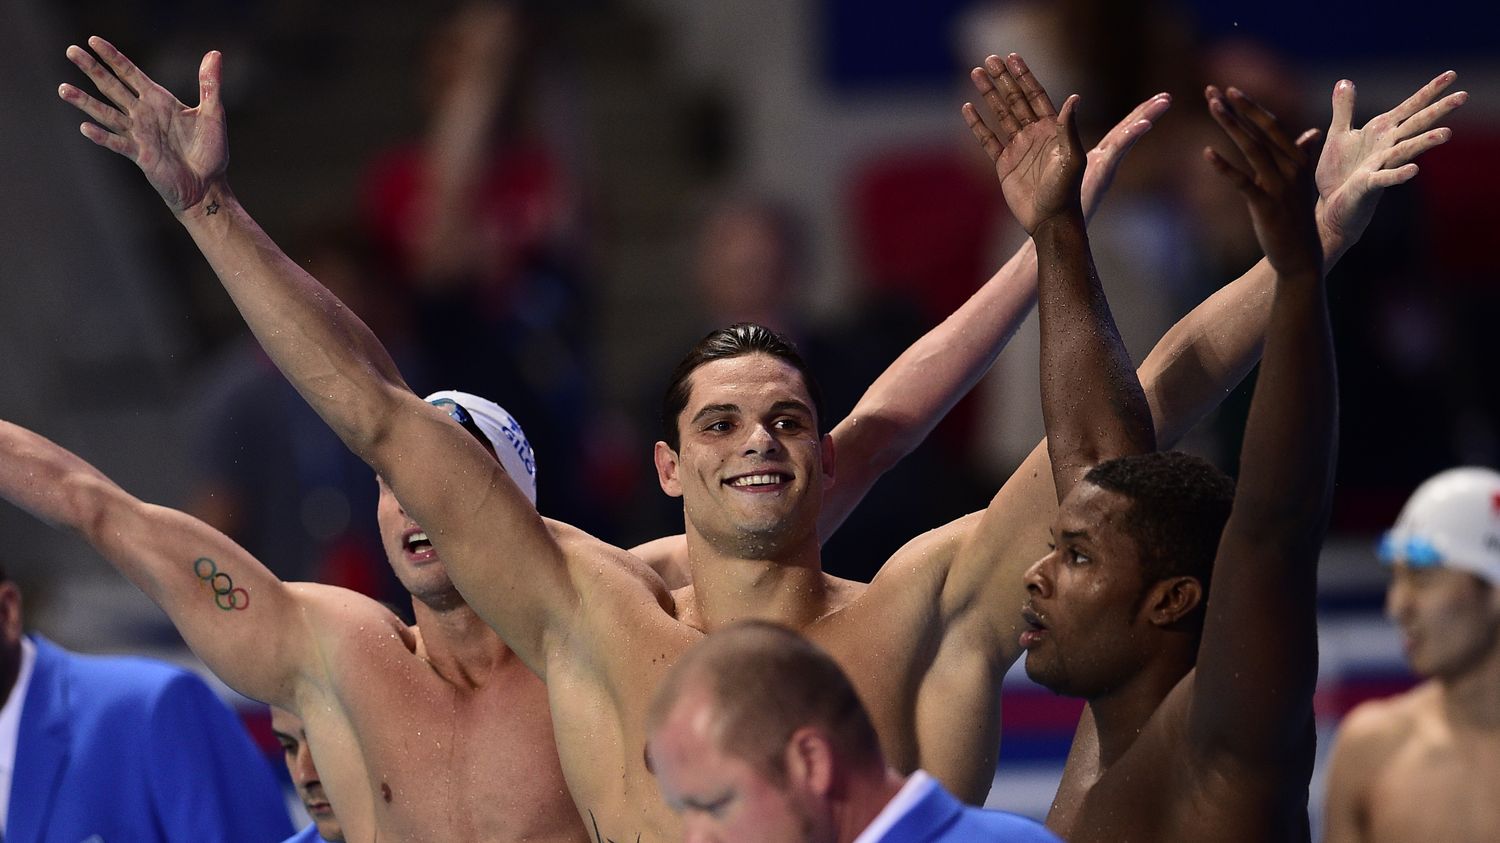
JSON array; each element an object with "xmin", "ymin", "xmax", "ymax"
[
  {"xmin": 176, "ymin": 180, "xmax": 237, "ymax": 223},
  {"xmin": 1031, "ymin": 205, "xmax": 1086, "ymax": 239}
]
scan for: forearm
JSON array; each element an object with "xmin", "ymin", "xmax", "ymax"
[
  {"xmin": 1034, "ymin": 210, "xmax": 1154, "ymax": 492},
  {"xmin": 821, "ymin": 241, "xmax": 1037, "ymax": 532},
  {"xmin": 176, "ymin": 187, "xmax": 410, "ymax": 463},
  {"xmin": 1235, "ymin": 268, "xmax": 1337, "ymax": 535}
]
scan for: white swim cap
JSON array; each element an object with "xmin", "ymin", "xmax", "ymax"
[
  {"xmin": 1379, "ymin": 467, "xmax": 1500, "ymax": 585},
  {"xmin": 424, "ymin": 390, "xmax": 538, "ymax": 506}
]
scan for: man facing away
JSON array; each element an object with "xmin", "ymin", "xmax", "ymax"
[
  {"xmin": 0, "ymin": 563, "xmax": 291, "ymax": 842},
  {"xmin": 1322, "ymin": 467, "xmax": 1500, "ymax": 842},
  {"xmin": 57, "ymin": 34, "xmax": 1461, "ymax": 843},
  {"xmin": 646, "ymin": 619, "xmax": 1059, "ymax": 842},
  {"xmin": 272, "ymin": 706, "xmax": 345, "ymax": 843}
]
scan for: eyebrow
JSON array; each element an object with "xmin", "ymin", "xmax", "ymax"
[
  {"xmin": 271, "ymin": 729, "xmax": 297, "ymax": 744},
  {"xmin": 690, "ymin": 403, "xmax": 740, "ymax": 425},
  {"xmin": 769, "ymin": 400, "xmax": 813, "ymax": 417},
  {"xmin": 1059, "ymin": 528, "xmax": 1091, "ymax": 543}
]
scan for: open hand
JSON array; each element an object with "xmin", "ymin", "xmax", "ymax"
[
  {"xmin": 58, "ymin": 36, "xmax": 227, "ymax": 215},
  {"xmin": 1204, "ymin": 87, "xmax": 1322, "ymax": 279},
  {"xmin": 963, "ymin": 53, "xmax": 1086, "ymax": 234},
  {"xmin": 1315, "ymin": 71, "xmax": 1467, "ymax": 256}
]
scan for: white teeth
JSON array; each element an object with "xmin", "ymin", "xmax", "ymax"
[
  {"xmin": 731, "ymin": 474, "xmax": 783, "ymax": 487},
  {"xmin": 406, "ymin": 532, "xmax": 429, "ymax": 547}
]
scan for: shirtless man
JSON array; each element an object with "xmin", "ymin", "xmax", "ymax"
[
  {"xmin": 994, "ymin": 75, "xmax": 1340, "ymax": 839},
  {"xmin": 58, "ymin": 35, "xmax": 1461, "ymax": 841},
  {"xmin": 272, "ymin": 706, "xmax": 345, "ymax": 842},
  {"xmin": 1322, "ymin": 467, "xmax": 1500, "ymax": 842},
  {"xmin": 0, "ymin": 393, "xmax": 584, "ymax": 843},
  {"xmin": 45, "ymin": 34, "xmax": 1167, "ymax": 843}
]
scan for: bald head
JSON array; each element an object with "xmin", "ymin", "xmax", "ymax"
[{"xmin": 647, "ymin": 621, "xmax": 882, "ymax": 782}]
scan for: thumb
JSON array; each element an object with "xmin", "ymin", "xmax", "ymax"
[
  {"xmin": 1058, "ymin": 93, "xmax": 1084, "ymax": 148},
  {"xmin": 198, "ymin": 50, "xmax": 222, "ymax": 114}
]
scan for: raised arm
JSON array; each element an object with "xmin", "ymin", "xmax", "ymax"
[
  {"xmin": 0, "ymin": 419, "xmax": 309, "ymax": 705},
  {"xmin": 965, "ymin": 53, "xmax": 1154, "ymax": 499},
  {"xmin": 1187, "ymin": 87, "xmax": 1334, "ymax": 760},
  {"xmin": 820, "ymin": 92, "xmax": 1170, "ymax": 536},
  {"xmin": 928, "ymin": 71, "xmax": 1463, "ymax": 669},
  {"xmin": 57, "ymin": 38, "xmax": 578, "ymax": 674}
]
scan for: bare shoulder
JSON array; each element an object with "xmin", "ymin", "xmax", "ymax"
[
  {"xmin": 283, "ymin": 581, "xmax": 416, "ymax": 650},
  {"xmin": 544, "ymin": 517, "xmax": 675, "ymax": 612},
  {"xmin": 1334, "ymin": 684, "xmax": 1438, "ymax": 759},
  {"xmin": 627, "ymin": 534, "xmax": 691, "ymax": 590}
]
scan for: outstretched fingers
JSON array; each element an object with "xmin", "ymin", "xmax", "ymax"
[
  {"xmin": 1393, "ymin": 88, "xmax": 1468, "ymax": 140},
  {"xmin": 1389, "ymin": 70, "xmax": 1458, "ymax": 126},
  {"xmin": 1206, "ymin": 87, "xmax": 1279, "ymax": 184},
  {"xmin": 86, "ymin": 36, "xmax": 155, "ymax": 99},
  {"xmin": 57, "ymin": 81, "xmax": 129, "ymax": 135},
  {"xmin": 1203, "ymin": 145, "xmax": 1254, "ymax": 193},
  {"xmin": 65, "ymin": 43, "xmax": 136, "ymax": 110},
  {"xmin": 985, "ymin": 54, "xmax": 1038, "ymax": 133},
  {"xmin": 1006, "ymin": 53, "xmax": 1057, "ymax": 120},
  {"xmin": 1226, "ymin": 87, "xmax": 1304, "ymax": 164},
  {"xmin": 970, "ymin": 66, "xmax": 1021, "ymax": 140},
  {"xmin": 963, "ymin": 102, "xmax": 1004, "ymax": 162}
]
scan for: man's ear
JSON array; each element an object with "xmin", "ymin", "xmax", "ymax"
[
  {"xmin": 820, "ymin": 432, "xmax": 836, "ymax": 489},
  {"xmin": 783, "ymin": 726, "xmax": 834, "ymax": 797},
  {"xmin": 654, "ymin": 441, "xmax": 683, "ymax": 498},
  {"xmin": 1142, "ymin": 575, "xmax": 1203, "ymax": 627}
]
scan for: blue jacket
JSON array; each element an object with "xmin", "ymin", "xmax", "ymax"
[
  {"xmin": 7, "ymin": 636, "xmax": 293, "ymax": 842},
  {"xmin": 878, "ymin": 776, "xmax": 1059, "ymax": 842}
]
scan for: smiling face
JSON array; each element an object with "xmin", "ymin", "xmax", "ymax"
[
  {"xmin": 272, "ymin": 707, "xmax": 343, "ymax": 842},
  {"xmin": 655, "ymin": 353, "xmax": 832, "ymax": 560},
  {"xmin": 1021, "ymin": 482, "xmax": 1160, "ymax": 698},
  {"xmin": 648, "ymin": 685, "xmax": 824, "ymax": 843},
  {"xmin": 1386, "ymin": 563, "xmax": 1500, "ymax": 680}
]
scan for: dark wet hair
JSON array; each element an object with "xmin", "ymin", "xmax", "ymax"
[
  {"xmin": 1084, "ymin": 451, "xmax": 1236, "ymax": 626},
  {"xmin": 659, "ymin": 323, "xmax": 825, "ymax": 451}
]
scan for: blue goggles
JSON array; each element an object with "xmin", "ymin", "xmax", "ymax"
[
  {"xmin": 1376, "ymin": 532, "xmax": 1444, "ymax": 568},
  {"xmin": 428, "ymin": 398, "xmax": 496, "ymax": 457}
]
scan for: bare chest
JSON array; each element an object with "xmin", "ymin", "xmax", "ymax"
[
  {"xmin": 330, "ymin": 649, "xmax": 582, "ymax": 843},
  {"xmin": 1364, "ymin": 733, "xmax": 1500, "ymax": 843}
]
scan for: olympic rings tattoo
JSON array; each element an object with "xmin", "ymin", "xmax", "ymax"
[{"xmin": 193, "ymin": 557, "xmax": 250, "ymax": 611}]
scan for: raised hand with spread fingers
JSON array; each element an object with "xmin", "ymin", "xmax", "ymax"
[
  {"xmin": 59, "ymin": 36, "xmax": 227, "ymax": 215},
  {"xmin": 963, "ymin": 53, "xmax": 1088, "ymax": 236}
]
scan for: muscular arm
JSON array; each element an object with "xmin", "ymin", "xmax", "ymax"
[
  {"xmin": 59, "ymin": 38, "xmax": 579, "ymax": 676},
  {"xmin": 0, "ymin": 420, "xmax": 309, "ymax": 705},
  {"xmin": 967, "ymin": 53, "xmax": 1154, "ymax": 499},
  {"xmin": 933, "ymin": 72, "xmax": 1464, "ymax": 664},
  {"xmin": 1188, "ymin": 86, "xmax": 1334, "ymax": 760},
  {"xmin": 823, "ymin": 92, "xmax": 1170, "ymax": 536}
]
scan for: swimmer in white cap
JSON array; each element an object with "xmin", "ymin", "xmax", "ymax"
[
  {"xmin": 1323, "ymin": 467, "xmax": 1500, "ymax": 842},
  {"xmin": 0, "ymin": 391, "xmax": 587, "ymax": 842}
]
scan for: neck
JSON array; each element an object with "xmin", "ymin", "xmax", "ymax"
[
  {"xmin": 684, "ymin": 529, "xmax": 831, "ymax": 631},
  {"xmin": 409, "ymin": 598, "xmax": 515, "ymax": 687},
  {"xmin": 832, "ymin": 766, "xmax": 908, "ymax": 843},
  {"xmin": 1438, "ymin": 642, "xmax": 1500, "ymax": 730},
  {"xmin": 1085, "ymin": 649, "xmax": 1193, "ymax": 766}
]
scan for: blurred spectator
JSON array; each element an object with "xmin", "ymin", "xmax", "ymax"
[
  {"xmin": 358, "ymin": 1, "xmax": 606, "ymax": 532},
  {"xmin": 272, "ymin": 706, "xmax": 344, "ymax": 843}
]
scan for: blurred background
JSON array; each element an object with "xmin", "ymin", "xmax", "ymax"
[{"xmin": 2, "ymin": 0, "xmax": 1496, "ymax": 832}]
